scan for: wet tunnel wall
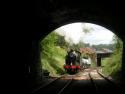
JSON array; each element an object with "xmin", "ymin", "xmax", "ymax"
[{"xmin": 23, "ymin": 0, "xmax": 125, "ymax": 92}]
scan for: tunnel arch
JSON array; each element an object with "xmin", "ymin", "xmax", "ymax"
[
  {"xmin": 26, "ymin": 1, "xmax": 125, "ymax": 92},
  {"xmin": 37, "ymin": 10, "xmax": 124, "ymax": 43}
]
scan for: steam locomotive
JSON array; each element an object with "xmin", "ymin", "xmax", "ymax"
[{"xmin": 64, "ymin": 50, "xmax": 81, "ymax": 74}]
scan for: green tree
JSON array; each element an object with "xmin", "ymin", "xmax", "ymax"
[
  {"xmin": 41, "ymin": 32, "xmax": 58, "ymax": 57},
  {"xmin": 56, "ymin": 35, "xmax": 70, "ymax": 49}
]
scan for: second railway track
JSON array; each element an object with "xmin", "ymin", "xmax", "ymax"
[{"xmin": 89, "ymin": 69, "xmax": 123, "ymax": 94}]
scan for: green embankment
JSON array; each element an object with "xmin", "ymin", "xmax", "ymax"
[
  {"xmin": 101, "ymin": 37, "xmax": 123, "ymax": 82},
  {"xmin": 102, "ymin": 52, "xmax": 122, "ymax": 82},
  {"xmin": 102, "ymin": 54, "xmax": 122, "ymax": 81},
  {"xmin": 41, "ymin": 46, "xmax": 66, "ymax": 77}
]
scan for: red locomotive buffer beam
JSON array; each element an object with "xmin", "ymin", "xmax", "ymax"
[
  {"xmin": 65, "ymin": 65, "xmax": 70, "ymax": 69},
  {"xmin": 71, "ymin": 65, "xmax": 76, "ymax": 69}
]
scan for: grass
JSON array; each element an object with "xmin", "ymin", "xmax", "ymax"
[{"xmin": 101, "ymin": 53, "xmax": 122, "ymax": 83}]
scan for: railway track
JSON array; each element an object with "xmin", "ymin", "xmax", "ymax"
[
  {"xmin": 58, "ymin": 69, "xmax": 97, "ymax": 94},
  {"xmin": 88, "ymin": 69, "xmax": 123, "ymax": 94},
  {"xmin": 29, "ymin": 68, "xmax": 123, "ymax": 94},
  {"xmin": 30, "ymin": 74, "xmax": 74, "ymax": 94}
]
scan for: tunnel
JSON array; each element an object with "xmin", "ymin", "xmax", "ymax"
[{"xmin": 22, "ymin": 0, "xmax": 125, "ymax": 93}]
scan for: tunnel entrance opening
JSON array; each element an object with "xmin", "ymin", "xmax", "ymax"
[{"xmin": 40, "ymin": 22, "xmax": 123, "ymax": 84}]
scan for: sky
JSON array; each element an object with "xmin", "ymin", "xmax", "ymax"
[{"xmin": 55, "ymin": 23, "xmax": 115, "ymax": 45}]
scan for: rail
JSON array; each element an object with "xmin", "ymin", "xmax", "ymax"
[
  {"xmin": 30, "ymin": 74, "xmax": 67, "ymax": 94},
  {"xmin": 89, "ymin": 73, "xmax": 100, "ymax": 94}
]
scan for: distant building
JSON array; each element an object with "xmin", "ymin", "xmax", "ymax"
[
  {"xmin": 95, "ymin": 48, "xmax": 113, "ymax": 66},
  {"xmin": 101, "ymin": 48, "xmax": 113, "ymax": 53},
  {"xmin": 95, "ymin": 48, "xmax": 113, "ymax": 58}
]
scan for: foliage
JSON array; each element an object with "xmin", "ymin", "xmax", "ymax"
[
  {"xmin": 102, "ymin": 36, "xmax": 123, "ymax": 82},
  {"xmin": 41, "ymin": 32, "xmax": 58, "ymax": 58},
  {"xmin": 40, "ymin": 32, "xmax": 67, "ymax": 76},
  {"xmin": 56, "ymin": 35, "xmax": 70, "ymax": 50},
  {"xmin": 41, "ymin": 47, "xmax": 66, "ymax": 76}
]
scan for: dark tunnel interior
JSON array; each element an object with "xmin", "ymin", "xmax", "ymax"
[{"xmin": 11, "ymin": 0, "xmax": 125, "ymax": 93}]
